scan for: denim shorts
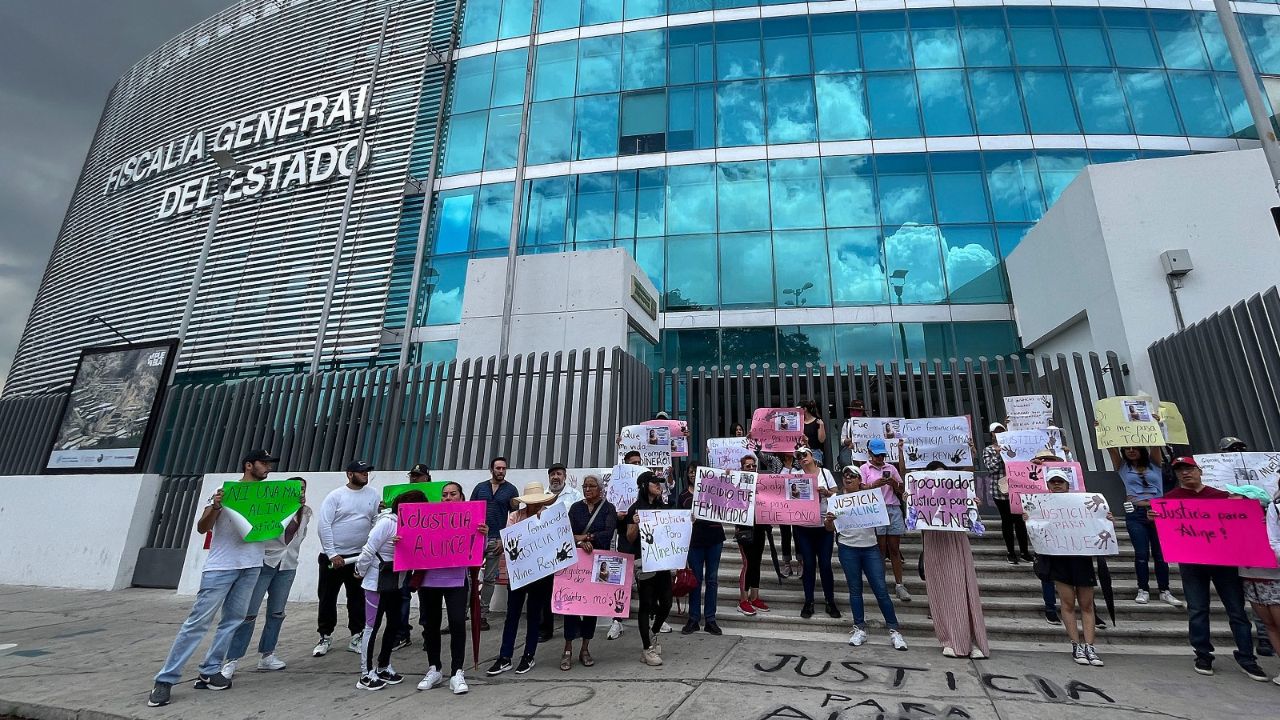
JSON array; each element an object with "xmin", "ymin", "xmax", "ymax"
[{"xmin": 875, "ymin": 504, "xmax": 906, "ymax": 536}]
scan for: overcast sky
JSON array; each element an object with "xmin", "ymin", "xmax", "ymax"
[{"xmin": 0, "ymin": 1, "xmax": 230, "ymax": 392}]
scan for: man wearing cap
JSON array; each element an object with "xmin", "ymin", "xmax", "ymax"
[
  {"xmin": 837, "ymin": 401, "xmax": 866, "ymax": 467},
  {"xmin": 1164, "ymin": 457, "xmax": 1269, "ymax": 681},
  {"xmin": 471, "ymin": 456, "xmax": 520, "ymax": 631},
  {"xmin": 313, "ymin": 460, "xmax": 381, "ymax": 658},
  {"xmin": 538, "ymin": 463, "xmax": 582, "ymax": 641},
  {"xmin": 148, "ymin": 450, "xmax": 277, "ymax": 707}
]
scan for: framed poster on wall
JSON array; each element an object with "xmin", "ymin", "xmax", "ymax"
[{"xmin": 45, "ymin": 340, "xmax": 177, "ymax": 472}]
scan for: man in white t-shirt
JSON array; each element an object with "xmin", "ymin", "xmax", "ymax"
[
  {"xmin": 148, "ymin": 449, "xmax": 277, "ymax": 708},
  {"xmin": 312, "ymin": 460, "xmax": 381, "ymax": 658}
]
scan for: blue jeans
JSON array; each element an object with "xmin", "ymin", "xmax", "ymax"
[
  {"xmin": 836, "ymin": 543, "xmax": 899, "ymax": 630},
  {"xmin": 687, "ymin": 542, "xmax": 723, "ymax": 623},
  {"xmin": 227, "ymin": 564, "xmax": 296, "ymax": 660},
  {"xmin": 500, "ymin": 577, "xmax": 551, "ymax": 660},
  {"xmin": 1041, "ymin": 578, "xmax": 1057, "ymax": 612},
  {"xmin": 1125, "ymin": 509, "xmax": 1170, "ymax": 592},
  {"xmin": 1181, "ymin": 563, "xmax": 1256, "ymax": 665},
  {"xmin": 795, "ymin": 526, "xmax": 836, "ymax": 605},
  {"xmin": 155, "ymin": 567, "xmax": 260, "ymax": 684}
]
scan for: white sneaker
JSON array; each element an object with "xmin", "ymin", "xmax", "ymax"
[
  {"xmin": 312, "ymin": 635, "xmax": 332, "ymax": 657},
  {"xmin": 347, "ymin": 631, "xmax": 364, "ymax": 653},
  {"xmin": 969, "ymin": 648, "xmax": 987, "ymax": 659},
  {"xmin": 1135, "ymin": 590, "xmax": 1150, "ymax": 604},
  {"xmin": 449, "ymin": 670, "xmax": 469, "ymax": 694},
  {"xmin": 640, "ymin": 648, "xmax": 663, "ymax": 666},
  {"xmin": 1159, "ymin": 590, "xmax": 1184, "ymax": 608},
  {"xmin": 608, "ymin": 619, "xmax": 624, "ymax": 640},
  {"xmin": 256, "ymin": 654, "xmax": 286, "ymax": 671},
  {"xmin": 848, "ymin": 627, "xmax": 867, "ymax": 646},
  {"xmin": 890, "ymin": 630, "xmax": 908, "ymax": 651},
  {"xmin": 220, "ymin": 659, "xmax": 238, "ymax": 679},
  {"xmin": 895, "ymin": 584, "xmax": 912, "ymax": 602},
  {"xmin": 659, "ymin": 622, "xmax": 673, "ymax": 633},
  {"xmin": 651, "ymin": 640, "xmax": 663, "ymax": 656},
  {"xmin": 417, "ymin": 666, "xmax": 443, "ymax": 691}
]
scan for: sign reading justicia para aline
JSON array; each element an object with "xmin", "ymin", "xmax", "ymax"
[{"xmin": 103, "ymin": 84, "xmax": 378, "ymax": 219}]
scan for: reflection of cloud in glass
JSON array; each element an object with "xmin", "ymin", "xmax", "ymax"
[
  {"xmin": 828, "ymin": 229, "xmax": 887, "ymax": 304},
  {"xmin": 1157, "ymin": 27, "xmax": 1208, "ymax": 70},
  {"xmin": 770, "ymin": 159, "xmax": 823, "ymax": 230},
  {"xmin": 667, "ymin": 164, "xmax": 717, "ymax": 235},
  {"xmin": 912, "ymin": 30, "xmax": 962, "ymax": 68},
  {"xmin": 717, "ymin": 81, "xmax": 766, "ymax": 146},
  {"xmin": 821, "ymin": 156, "xmax": 877, "ymax": 226},
  {"xmin": 718, "ymin": 162, "xmax": 770, "ymax": 232},
  {"xmin": 815, "ymin": 74, "xmax": 870, "ymax": 140},
  {"xmin": 985, "ymin": 154, "xmax": 1043, "ymax": 223},
  {"xmin": 942, "ymin": 242, "xmax": 998, "ymax": 294},
  {"xmin": 767, "ymin": 79, "xmax": 817, "ymax": 143},
  {"xmin": 1035, "ymin": 153, "xmax": 1087, "ymax": 208},
  {"xmin": 884, "ymin": 224, "xmax": 946, "ymax": 303}
]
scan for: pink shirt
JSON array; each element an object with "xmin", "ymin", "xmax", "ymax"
[{"xmin": 859, "ymin": 462, "xmax": 902, "ymax": 506}]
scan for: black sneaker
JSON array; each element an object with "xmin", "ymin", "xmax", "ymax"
[
  {"xmin": 1045, "ymin": 609, "xmax": 1061, "ymax": 625},
  {"xmin": 356, "ymin": 675, "xmax": 386, "ymax": 691},
  {"xmin": 1194, "ymin": 657, "xmax": 1214, "ymax": 676},
  {"xmin": 1006, "ymin": 553, "xmax": 1019, "ymax": 565},
  {"xmin": 825, "ymin": 603, "xmax": 842, "ymax": 619},
  {"xmin": 377, "ymin": 667, "xmax": 404, "ymax": 685},
  {"xmin": 393, "ymin": 637, "xmax": 411, "ymax": 652},
  {"xmin": 479, "ymin": 619, "xmax": 491, "ymax": 632},
  {"xmin": 147, "ymin": 682, "xmax": 172, "ymax": 707},
  {"xmin": 704, "ymin": 620, "xmax": 723, "ymax": 636},
  {"xmin": 1019, "ymin": 552, "xmax": 1034, "ymax": 562},
  {"xmin": 515, "ymin": 655, "xmax": 536, "ymax": 674},
  {"xmin": 681, "ymin": 619, "xmax": 699, "ymax": 635},
  {"xmin": 1240, "ymin": 662, "xmax": 1269, "ymax": 681},
  {"xmin": 193, "ymin": 672, "xmax": 231, "ymax": 691},
  {"xmin": 800, "ymin": 603, "xmax": 814, "ymax": 619},
  {"xmin": 486, "ymin": 657, "xmax": 512, "ymax": 676},
  {"xmin": 1095, "ymin": 617, "xmax": 1107, "ymax": 629}
]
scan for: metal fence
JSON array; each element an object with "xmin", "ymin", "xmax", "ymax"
[
  {"xmin": 0, "ymin": 392, "xmax": 66, "ymax": 475},
  {"xmin": 1149, "ymin": 286, "xmax": 1280, "ymax": 453},
  {"xmin": 656, "ymin": 351, "xmax": 1131, "ymax": 473}
]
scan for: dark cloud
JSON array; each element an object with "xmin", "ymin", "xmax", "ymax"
[{"xmin": 0, "ymin": 0, "xmax": 229, "ymax": 392}]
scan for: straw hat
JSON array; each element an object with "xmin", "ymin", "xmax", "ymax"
[{"xmin": 515, "ymin": 481, "xmax": 556, "ymax": 505}]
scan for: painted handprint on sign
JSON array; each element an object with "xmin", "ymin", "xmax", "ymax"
[
  {"xmin": 612, "ymin": 588, "xmax": 627, "ymax": 614},
  {"xmin": 905, "ymin": 445, "xmax": 921, "ymax": 462},
  {"xmin": 1085, "ymin": 495, "xmax": 1106, "ymax": 513},
  {"xmin": 640, "ymin": 524, "xmax": 655, "ymax": 545},
  {"xmin": 1020, "ymin": 495, "xmax": 1040, "ymax": 514},
  {"xmin": 1092, "ymin": 530, "xmax": 1114, "ymax": 551},
  {"xmin": 554, "ymin": 542, "xmax": 575, "ymax": 563},
  {"xmin": 505, "ymin": 536, "xmax": 524, "ymax": 562},
  {"xmin": 949, "ymin": 448, "xmax": 965, "ymax": 464}
]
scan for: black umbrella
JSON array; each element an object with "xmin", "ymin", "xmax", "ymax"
[
  {"xmin": 766, "ymin": 526, "xmax": 785, "ymax": 582},
  {"xmin": 468, "ymin": 567, "xmax": 482, "ymax": 669},
  {"xmin": 1096, "ymin": 557, "xmax": 1116, "ymax": 626}
]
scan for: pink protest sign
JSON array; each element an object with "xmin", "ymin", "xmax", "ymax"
[
  {"xmin": 692, "ymin": 466, "xmax": 758, "ymax": 525},
  {"xmin": 749, "ymin": 407, "xmax": 804, "ymax": 452},
  {"xmin": 906, "ymin": 471, "xmax": 978, "ymax": 532},
  {"xmin": 642, "ymin": 419, "xmax": 689, "ymax": 457},
  {"xmin": 1006, "ymin": 461, "xmax": 1084, "ymax": 513},
  {"xmin": 754, "ymin": 473, "xmax": 822, "ymax": 526},
  {"xmin": 393, "ymin": 501, "xmax": 486, "ymax": 571},
  {"xmin": 552, "ymin": 550, "xmax": 633, "ymax": 618},
  {"xmin": 1149, "ymin": 498, "xmax": 1279, "ymax": 568}
]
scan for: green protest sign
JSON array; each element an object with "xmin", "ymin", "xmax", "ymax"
[
  {"xmin": 383, "ymin": 481, "xmax": 447, "ymax": 505},
  {"xmin": 221, "ymin": 480, "xmax": 303, "ymax": 542}
]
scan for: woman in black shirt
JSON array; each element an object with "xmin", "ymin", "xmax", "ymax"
[
  {"xmin": 624, "ymin": 471, "xmax": 674, "ymax": 666},
  {"xmin": 562, "ymin": 474, "xmax": 616, "ymax": 670}
]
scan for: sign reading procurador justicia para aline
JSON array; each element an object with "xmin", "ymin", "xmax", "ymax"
[{"xmin": 102, "ymin": 85, "xmax": 377, "ymax": 220}]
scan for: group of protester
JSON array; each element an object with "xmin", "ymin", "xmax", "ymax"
[{"xmin": 146, "ymin": 402, "xmax": 1280, "ymax": 708}]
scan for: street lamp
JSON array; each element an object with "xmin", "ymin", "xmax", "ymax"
[
  {"xmin": 889, "ymin": 269, "xmax": 910, "ymax": 361},
  {"xmin": 783, "ymin": 281, "xmax": 813, "ymax": 307}
]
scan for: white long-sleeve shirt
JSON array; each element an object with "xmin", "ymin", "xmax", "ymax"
[
  {"xmin": 318, "ymin": 485, "xmax": 380, "ymax": 557},
  {"xmin": 356, "ymin": 511, "xmax": 398, "ymax": 592}
]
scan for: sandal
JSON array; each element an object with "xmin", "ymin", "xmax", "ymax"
[
  {"xmin": 579, "ymin": 649, "xmax": 594, "ymax": 667},
  {"xmin": 560, "ymin": 650, "xmax": 572, "ymax": 671}
]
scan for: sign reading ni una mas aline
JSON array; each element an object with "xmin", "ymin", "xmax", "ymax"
[{"xmin": 103, "ymin": 85, "xmax": 377, "ymax": 220}]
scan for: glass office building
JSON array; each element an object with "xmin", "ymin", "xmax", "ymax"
[{"xmin": 413, "ymin": 0, "xmax": 1280, "ymax": 370}]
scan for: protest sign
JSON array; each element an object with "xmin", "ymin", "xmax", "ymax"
[
  {"xmin": 1094, "ymin": 396, "xmax": 1162, "ymax": 448},
  {"xmin": 1149, "ymin": 498, "xmax": 1278, "ymax": 568},
  {"xmin": 221, "ymin": 479, "xmax": 302, "ymax": 542},
  {"xmin": 692, "ymin": 467, "xmax": 758, "ymax": 526},
  {"xmin": 899, "ymin": 416, "xmax": 973, "ymax": 469},
  {"xmin": 995, "ymin": 429, "xmax": 1063, "ymax": 462},
  {"xmin": 1158, "ymin": 402, "xmax": 1189, "ymax": 445},
  {"xmin": 552, "ymin": 550, "xmax": 633, "ymax": 618},
  {"xmin": 1005, "ymin": 461, "xmax": 1085, "ymax": 514},
  {"xmin": 1005, "ymin": 394, "xmax": 1053, "ymax": 430},
  {"xmin": 754, "ymin": 473, "xmax": 822, "ymax": 526},
  {"xmin": 499, "ymin": 504, "xmax": 578, "ymax": 589},
  {"xmin": 642, "ymin": 419, "xmax": 689, "ymax": 457},
  {"xmin": 905, "ymin": 471, "xmax": 978, "ymax": 532},
  {"xmin": 637, "ymin": 509, "xmax": 692, "ymax": 572},
  {"xmin": 393, "ymin": 501, "xmax": 486, "ymax": 571},
  {"xmin": 706, "ymin": 437, "xmax": 758, "ymax": 471},
  {"xmin": 749, "ymin": 407, "xmax": 804, "ymax": 452},
  {"xmin": 829, "ymin": 489, "xmax": 889, "ymax": 532},
  {"xmin": 605, "ymin": 463, "xmax": 646, "ymax": 509},
  {"xmin": 1195, "ymin": 452, "xmax": 1280, "ymax": 499},
  {"xmin": 383, "ymin": 481, "xmax": 447, "ymax": 505},
  {"xmin": 1021, "ymin": 492, "xmax": 1118, "ymax": 556},
  {"xmin": 620, "ymin": 424, "xmax": 672, "ymax": 468},
  {"xmin": 843, "ymin": 417, "xmax": 903, "ymax": 462}
]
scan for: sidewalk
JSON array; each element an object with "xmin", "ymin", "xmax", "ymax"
[{"xmin": 0, "ymin": 585, "xmax": 1275, "ymax": 720}]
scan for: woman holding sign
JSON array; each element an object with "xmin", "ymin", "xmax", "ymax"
[
  {"xmin": 1107, "ymin": 445, "xmax": 1183, "ymax": 607},
  {"xmin": 862, "ymin": 438, "xmax": 911, "ymax": 602},
  {"xmin": 353, "ymin": 491, "xmax": 421, "ymax": 691},
  {"xmin": 795, "ymin": 446, "xmax": 841, "ymax": 619},
  {"xmin": 563, "ymin": 475, "xmax": 618, "ymax": 670},
  {"xmin": 624, "ymin": 471, "xmax": 675, "ymax": 667}
]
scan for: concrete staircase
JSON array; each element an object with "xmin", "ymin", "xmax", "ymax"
[{"xmin": 669, "ymin": 522, "xmax": 1248, "ymax": 648}]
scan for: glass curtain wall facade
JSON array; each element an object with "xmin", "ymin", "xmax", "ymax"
[{"xmin": 415, "ymin": 1, "xmax": 1280, "ymax": 369}]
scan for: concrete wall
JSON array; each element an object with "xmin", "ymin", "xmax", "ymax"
[
  {"xmin": 1008, "ymin": 149, "xmax": 1280, "ymax": 396},
  {"xmin": 176, "ymin": 467, "xmax": 608, "ymax": 601},
  {"xmin": 0, "ymin": 474, "xmax": 161, "ymax": 590}
]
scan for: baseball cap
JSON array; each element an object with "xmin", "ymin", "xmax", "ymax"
[
  {"xmin": 1171, "ymin": 456, "xmax": 1199, "ymax": 469},
  {"xmin": 988, "ymin": 422, "xmax": 1006, "ymax": 433},
  {"xmin": 408, "ymin": 463, "xmax": 430, "ymax": 477},
  {"xmin": 241, "ymin": 449, "xmax": 279, "ymax": 465},
  {"xmin": 345, "ymin": 460, "xmax": 374, "ymax": 473},
  {"xmin": 868, "ymin": 438, "xmax": 888, "ymax": 455},
  {"xmin": 1218, "ymin": 436, "xmax": 1246, "ymax": 451},
  {"xmin": 655, "ymin": 411, "xmax": 670, "ymax": 420},
  {"xmin": 548, "ymin": 462, "xmax": 567, "ymax": 474},
  {"xmin": 842, "ymin": 465, "xmax": 862, "ymax": 476},
  {"xmin": 1044, "ymin": 468, "xmax": 1072, "ymax": 484}
]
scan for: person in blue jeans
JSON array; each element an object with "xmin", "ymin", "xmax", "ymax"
[
  {"xmin": 222, "ymin": 477, "xmax": 312, "ymax": 678},
  {"xmin": 795, "ymin": 446, "xmax": 841, "ymax": 619},
  {"xmin": 825, "ymin": 465, "xmax": 907, "ymax": 650},
  {"xmin": 487, "ymin": 481, "xmax": 558, "ymax": 676},
  {"xmin": 679, "ymin": 462, "xmax": 725, "ymax": 635},
  {"xmin": 1108, "ymin": 445, "xmax": 1183, "ymax": 607},
  {"xmin": 148, "ymin": 449, "xmax": 277, "ymax": 708}
]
